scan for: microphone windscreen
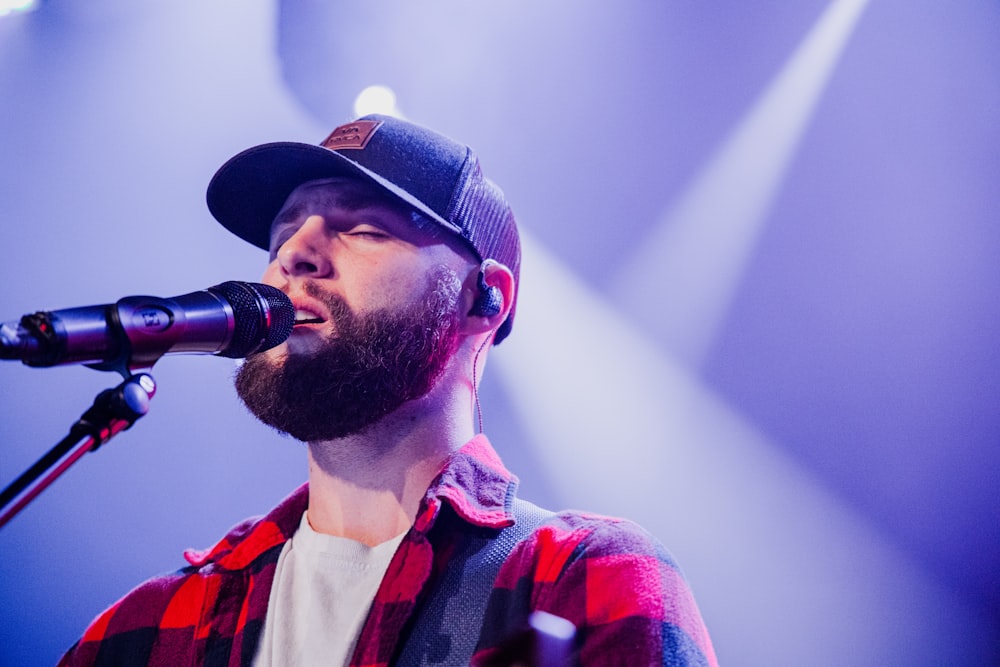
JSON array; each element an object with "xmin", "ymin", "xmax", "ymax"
[{"xmin": 209, "ymin": 281, "xmax": 294, "ymax": 358}]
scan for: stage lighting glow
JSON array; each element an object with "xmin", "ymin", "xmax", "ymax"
[
  {"xmin": 353, "ymin": 85, "xmax": 402, "ymax": 118},
  {"xmin": 612, "ymin": 0, "xmax": 871, "ymax": 368},
  {"xmin": 0, "ymin": 0, "xmax": 36, "ymax": 17},
  {"xmin": 494, "ymin": 230, "xmax": 992, "ymax": 662}
]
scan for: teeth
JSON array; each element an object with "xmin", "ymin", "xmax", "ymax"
[{"xmin": 293, "ymin": 307, "xmax": 324, "ymax": 325}]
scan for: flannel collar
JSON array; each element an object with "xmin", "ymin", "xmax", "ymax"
[{"xmin": 184, "ymin": 434, "xmax": 517, "ymax": 571}]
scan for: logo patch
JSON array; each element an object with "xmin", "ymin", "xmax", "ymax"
[{"xmin": 321, "ymin": 120, "xmax": 383, "ymax": 151}]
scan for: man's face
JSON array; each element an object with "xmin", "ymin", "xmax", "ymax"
[{"xmin": 233, "ymin": 177, "xmax": 473, "ymax": 441}]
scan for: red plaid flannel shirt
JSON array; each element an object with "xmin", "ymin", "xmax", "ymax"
[{"xmin": 59, "ymin": 435, "xmax": 717, "ymax": 666}]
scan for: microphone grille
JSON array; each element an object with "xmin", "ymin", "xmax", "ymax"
[{"xmin": 209, "ymin": 281, "xmax": 295, "ymax": 358}]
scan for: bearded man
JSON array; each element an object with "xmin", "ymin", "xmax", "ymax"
[{"xmin": 59, "ymin": 115, "xmax": 718, "ymax": 667}]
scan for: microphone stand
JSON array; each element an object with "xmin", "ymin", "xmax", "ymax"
[{"xmin": 0, "ymin": 373, "xmax": 156, "ymax": 530}]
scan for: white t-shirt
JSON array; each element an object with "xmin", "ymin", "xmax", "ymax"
[{"xmin": 252, "ymin": 511, "xmax": 406, "ymax": 667}]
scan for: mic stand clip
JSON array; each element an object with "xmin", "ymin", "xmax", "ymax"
[{"xmin": 0, "ymin": 373, "xmax": 157, "ymax": 529}]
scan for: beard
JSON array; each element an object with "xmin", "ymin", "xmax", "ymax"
[{"xmin": 234, "ymin": 266, "xmax": 463, "ymax": 442}]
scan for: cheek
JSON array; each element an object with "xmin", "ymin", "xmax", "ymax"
[
  {"xmin": 261, "ymin": 261, "xmax": 282, "ymax": 287},
  {"xmin": 363, "ymin": 262, "xmax": 432, "ymax": 309}
]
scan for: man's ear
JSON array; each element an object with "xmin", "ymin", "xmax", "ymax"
[{"xmin": 461, "ymin": 259, "xmax": 515, "ymax": 336}]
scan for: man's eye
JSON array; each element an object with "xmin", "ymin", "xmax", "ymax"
[{"xmin": 349, "ymin": 228, "xmax": 389, "ymax": 239}]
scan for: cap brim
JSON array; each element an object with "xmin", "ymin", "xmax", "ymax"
[{"xmin": 206, "ymin": 142, "xmax": 462, "ymax": 251}]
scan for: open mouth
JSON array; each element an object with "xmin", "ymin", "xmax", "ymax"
[{"xmin": 293, "ymin": 308, "xmax": 325, "ymax": 326}]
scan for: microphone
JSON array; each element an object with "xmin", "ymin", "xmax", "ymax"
[{"xmin": 0, "ymin": 281, "xmax": 295, "ymax": 374}]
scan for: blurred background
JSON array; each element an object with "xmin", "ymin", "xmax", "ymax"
[{"xmin": 1, "ymin": 0, "xmax": 998, "ymax": 664}]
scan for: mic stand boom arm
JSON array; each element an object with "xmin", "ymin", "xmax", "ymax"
[{"xmin": 0, "ymin": 373, "xmax": 156, "ymax": 530}]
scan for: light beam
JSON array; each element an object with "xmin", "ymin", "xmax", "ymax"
[{"xmin": 611, "ymin": 0, "xmax": 872, "ymax": 367}]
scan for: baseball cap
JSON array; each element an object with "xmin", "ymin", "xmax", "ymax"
[{"xmin": 206, "ymin": 114, "xmax": 521, "ymax": 344}]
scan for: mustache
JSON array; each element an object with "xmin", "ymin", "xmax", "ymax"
[
  {"xmin": 298, "ymin": 266, "xmax": 463, "ymax": 326},
  {"xmin": 297, "ymin": 280, "xmax": 358, "ymax": 337},
  {"xmin": 302, "ymin": 280, "xmax": 345, "ymax": 311}
]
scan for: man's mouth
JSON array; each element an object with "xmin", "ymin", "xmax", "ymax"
[{"xmin": 293, "ymin": 308, "xmax": 325, "ymax": 326}]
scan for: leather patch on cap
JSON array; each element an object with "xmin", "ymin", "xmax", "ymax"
[{"xmin": 321, "ymin": 120, "xmax": 382, "ymax": 151}]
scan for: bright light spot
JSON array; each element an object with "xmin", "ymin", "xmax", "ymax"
[
  {"xmin": 0, "ymin": 0, "xmax": 37, "ymax": 17},
  {"xmin": 353, "ymin": 85, "xmax": 402, "ymax": 118}
]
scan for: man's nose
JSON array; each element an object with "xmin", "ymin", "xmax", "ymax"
[{"xmin": 276, "ymin": 215, "xmax": 332, "ymax": 278}]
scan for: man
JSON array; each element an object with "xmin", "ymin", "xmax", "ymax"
[{"xmin": 59, "ymin": 115, "xmax": 718, "ymax": 666}]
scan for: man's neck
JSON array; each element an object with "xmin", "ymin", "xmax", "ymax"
[{"xmin": 304, "ymin": 390, "xmax": 475, "ymax": 546}]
